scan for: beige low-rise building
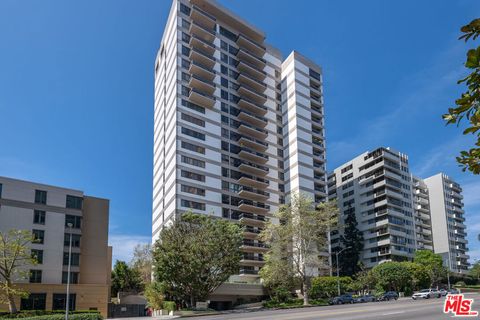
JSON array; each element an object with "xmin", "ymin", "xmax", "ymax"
[{"xmin": 0, "ymin": 176, "xmax": 112, "ymax": 317}]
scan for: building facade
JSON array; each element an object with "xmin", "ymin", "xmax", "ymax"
[
  {"xmin": 329, "ymin": 147, "xmax": 416, "ymax": 269},
  {"xmin": 152, "ymin": 0, "xmax": 326, "ymax": 303},
  {"xmin": 0, "ymin": 176, "xmax": 112, "ymax": 316},
  {"xmin": 424, "ymin": 173, "xmax": 469, "ymax": 273},
  {"xmin": 329, "ymin": 148, "xmax": 470, "ymax": 273}
]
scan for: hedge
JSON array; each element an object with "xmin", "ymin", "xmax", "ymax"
[
  {"xmin": 0, "ymin": 312, "xmax": 101, "ymax": 320},
  {"xmin": 162, "ymin": 301, "xmax": 176, "ymax": 312}
]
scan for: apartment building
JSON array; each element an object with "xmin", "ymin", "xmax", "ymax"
[
  {"xmin": 0, "ymin": 176, "xmax": 112, "ymax": 316},
  {"xmin": 329, "ymin": 148, "xmax": 470, "ymax": 273},
  {"xmin": 329, "ymin": 147, "xmax": 417, "ymax": 269},
  {"xmin": 152, "ymin": 0, "xmax": 326, "ymax": 304},
  {"xmin": 424, "ymin": 173, "xmax": 469, "ymax": 273}
]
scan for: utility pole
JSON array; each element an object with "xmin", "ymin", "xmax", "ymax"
[{"xmin": 335, "ymin": 247, "xmax": 351, "ymax": 296}]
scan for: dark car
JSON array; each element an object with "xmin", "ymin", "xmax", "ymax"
[
  {"xmin": 354, "ymin": 294, "xmax": 377, "ymax": 303},
  {"xmin": 379, "ymin": 291, "xmax": 399, "ymax": 301},
  {"xmin": 329, "ymin": 294, "xmax": 354, "ymax": 305}
]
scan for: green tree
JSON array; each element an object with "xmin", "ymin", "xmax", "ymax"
[
  {"xmin": 111, "ymin": 260, "xmax": 144, "ymax": 297},
  {"xmin": 338, "ymin": 207, "xmax": 363, "ymax": 276},
  {"xmin": 152, "ymin": 213, "xmax": 243, "ymax": 307},
  {"xmin": 443, "ymin": 18, "xmax": 480, "ymax": 174},
  {"xmin": 404, "ymin": 262, "xmax": 431, "ymax": 291},
  {"xmin": 309, "ymin": 276, "xmax": 352, "ymax": 299},
  {"xmin": 352, "ymin": 268, "xmax": 376, "ymax": 294},
  {"xmin": 413, "ymin": 250, "xmax": 446, "ymax": 287},
  {"xmin": 469, "ymin": 261, "xmax": 480, "ymax": 281},
  {"xmin": 0, "ymin": 229, "xmax": 37, "ymax": 313},
  {"xmin": 130, "ymin": 243, "xmax": 152, "ymax": 285},
  {"xmin": 260, "ymin": 193, "xmax": 338, "ymax": 305},
  {"xmin": 258, "ymin": 252, "xmax": 296, "ymax": 302},
  {"xmin": 371, "ymin": 262, "xmax": 411, "ymax": 292},
  {"xmin": 144, "ymin": 282, "xmax": 165, "ymax": 310}
]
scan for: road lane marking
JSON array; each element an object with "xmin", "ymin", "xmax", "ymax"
[{"xmin": 382, "ymin": 311, "xmax": 405, "ymax": 315}]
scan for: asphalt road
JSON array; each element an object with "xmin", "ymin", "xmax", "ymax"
[{"xmin": 184, "ymin": 293, "xmax": 480, "ymax": 320}]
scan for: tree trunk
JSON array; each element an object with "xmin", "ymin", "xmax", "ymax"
[
  {"xmin": 302, "ymin": 281, "xmax": 309, "ymax": 306},
  {"xmin": 8, "ymin": 293, "xmax": 17, "ymax": 314},
  {"xmin": 190, "ymin": 295, "xmax": 195, "ymax": 309}
]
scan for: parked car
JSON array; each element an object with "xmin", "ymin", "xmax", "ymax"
[
  {"xmin": 379, "ymin": 291, "xmax": 399, "ymax": 301},
  {"xmin": 439, "ymin": 289, "xmax": 448, "ymax": 296},
  {"xmin": 354, "ymin": 294, "xmax": 377, "ymax": 303},
  {"xmin": 329, "ymin": 294, "xmax": 354, "ymax": 305},
  {"xmin": 412, "ymin": 289, "xmax": 441, "ymax": 300},
  {"xmin": 448, "ymin": 289, "xmax": 460, "ymax": 294}
]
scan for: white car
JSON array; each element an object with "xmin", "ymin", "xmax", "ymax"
[{"xmin": 412, "ymin": 289, "xmax": 441, "ymax": 300}]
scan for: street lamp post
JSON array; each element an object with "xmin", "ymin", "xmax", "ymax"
[
  {"xmin": 65, "ymin": 223, "xmax": 73, "ymax": 320},
  {"xmin": 335, "ymin": 247, "xmax": 351, "ymax": 296},
  {"xmin": 446, "ymin": 256, "xmax": 451, "ymax": 290}
]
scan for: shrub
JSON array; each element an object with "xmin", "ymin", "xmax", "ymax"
[
  {"xmin": 455, "ymin": 281, "xmax": 467, "ymax": 287},
  {"xmin": 162, "ymin": 301, "xmax": 176, "ymax": 312},
  {"xmin": 309, "ymin": 276, "xmax": 352, "ymax": 299},
  {"xmin": 0, "ymin": 314, "xmax": 102, "ymax": 320}
]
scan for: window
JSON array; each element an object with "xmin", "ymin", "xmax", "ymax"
[
  {"xmin": 29, "ymin": 270, "xmax": 42, "ymax": 283},
  {"xmin": 181, "ymin": 155, "xmax": 205, "ymax": 168},
  {"xmin": 62, "ymin": 272, "xmax": 79, "ymax": 284},
  {"xmin": 181, "ymin": 113, "xmax": 205, "ymax": 127},
  {"xmin": 181, "ymin": 170, "xmax": 205, "ymax": 182},
  {"xmin": 181, "ymin": 127, "xmax": 205, "ymax": 140},
  {"xmin": 35, "ymin": 190, "xmax": 47, "ymax": 204},
  {"xmin": 33, "ymin": 210, "xmax": 46, "ymax": 225},
  {"xmin": 219, "ymin": 26, "xmax": 237, "ymax": 41},
  {"xmin": 66, "ymin": 195, "xmax": 83, "ymax": 210},
  {"xmin": 309, "ymin": 68, "xmax": 321, "ymax": 81},
  {"xmin": 181, "ymin": 185, "xmax": 205, "ymax": 196},
  {"xmin": 65, "ymin": 215, "xmax": 82, "ymax": 229},
  {"xmin": 0, "ymin": 183, "xmax": 2, "ymax": 198},
  {"xmin": 20, "ymin": 293, "xmax": 46, "ymax": 311},
  {"xmin": 32, "ymin": 230, "xmax": 45, "ymax": 244},
  {"xmin": 64, "ymin": 233, "xmax": 81, "ymax": 247},
  {"xmin": 181, "ymin": 141, "xmax": 205, "ymax": 154},
  {"xmin": 31, "ymin": 249, "xmax": 43, "ymax": 264},
  {"xmin": 181, "ymin": 199, "xmax": 205, "ymax": 210},
  {"xmin": 63, "ymin": 252, "xmax": 80, "ymax": 266},
  {"xmin": 181, "ymin": 99, "xmax": 205, "ymax": 114},
  {"xmin": 179, "ymin": 3, "xmax": 190, "ymax": 15},
  {"xmin": 52, "ymin": 294, "xmax": 76, "ymax": 311}
]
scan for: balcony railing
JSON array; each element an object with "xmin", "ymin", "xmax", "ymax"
[{"xmin": 238, "ymin": 98, "xmax": 268, "ymax": 116}]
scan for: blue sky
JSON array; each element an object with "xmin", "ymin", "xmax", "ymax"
[{"xmin": 1, "ymin": 0, "xmax": 480, "ymax": 264}]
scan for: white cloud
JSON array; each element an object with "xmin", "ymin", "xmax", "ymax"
[
  {"xmin": 108, "ymin": 234, "xmax": 151, "ymax": 264},
  {"xmin": 462, "ymin": 180, "xmax": 480, "ymax": 208}
]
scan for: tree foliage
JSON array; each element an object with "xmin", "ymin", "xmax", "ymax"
[
  {"xmin": 0, "ymin": 229, "xmax": 37, "ymax": 313},
  {"xmin": 309, "ymin": 276, "xmax": 352, "ymax": 299},
  {"xmin": 338, "ymin": 208, "xmax": 363, "ymax": 276},
  {"xmin": 260, "ymin": 193, "xmax": 338, "ymax": 305},
  {"xmin": 258, "ymin": 251, "xmax": 296, "ymax": 302},
  {"xmin": 152, "ymin": 213, "xmax": 243, "ymax": 307},
  {"xmin": 144, "ymin": 282, "xmax": 165, "ymax": 310},
  {"xmin": 470, "ymin": 261, "xmax": 480, "ymax": 280},
  {"xmin": 371, "ymin": 262, "xmax": 411, "ymax": 292},
  {"xmin": 130, "ymin": 243, "xmax": 152, "ymax": 285},
  {"xmin": 443, "ymin": 18, "xmax": 480, "ymax": 174},
  {"xmin": 413, "ymin": 250, "xmax": 446, "ymax": 287},
  {"xmin": 111, "ymin": 260, "xmax": 144, "ymax": 297}
]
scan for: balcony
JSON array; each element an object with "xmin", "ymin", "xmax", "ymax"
[
  {"xmin": 239, "ymin": 213, "xmax": 267, "ymax": 227},
  {"xmin": 189, "ymin": 47, "xmax": 215, "ymax": 69},
  {"xmin": 237, "ymin": 109, "xmax": 267, "ymax": 128},
  {"xmin": 188, "ymin": 74, "xmax": 215, "ymax": 95},
  {"xmin": 240, "ymin": 256, "xmax": 265, "ymax": 267},
  {"xmin": 238, "ymin": 268, "xmax": 259, "ymax": 277},
  {"xmin": 238, "ymin": 160, "xmax": 269, "ymax": 176},
  {"xmin": 236, "ymin": 72, "xmax": 267, "ymax": 93},
  {"xmin": 240, "ymin": 241, "xmax": 268, "ymax": 253},
  {"xmin": 188, "ymin": 61, "xmax": 215, "ymax": 81},
  {"xmin": 188, "ymin": 87, "xmax": 215, "ymax": 108},
  {"xmin": 238, "ymin": 135, "xmax": 268, "ymax": 152},
  {"xmin": 189, "ymin": 34, "xmax": 216, "ymax": 56},
  {"xmin": 238, "ymin": 199, "xmax": 270, "ymax": 214},
  {"xmin": 236, "ymin": 34, "xmax": 266, "ymax": 57},
  {"xmin": 190, "ymin": 5, "xmax": 216, "ymax": 30},
  {"xmin": 238, "ymin": 122, "xmax": 268, "ymax": 140},
  {"xmin": 189, "ymin": 20, "xmax": 216, "ymax": 43},
  {"xmin": 237, "ymin": 175, "xmax": 269, "ymax": 189},
  {"xmin": 238, "ymin": 147, "xmax": 269, "ymax": 164},
  {"xmin": 236, "ymin": 47, "xmax": 266, "ymax": 70},
  {"xmin": 237, "ymin": 85, "xmax": 267, "ymax": 105},
  {"xmin": 237, "ymin": 98, "xmax": 268, "ymax": 116},
  {"xmin": 238, "ymin": 186, "xmax": 269, "ymax": 202},
  {"xmin": 237, "ymin": 60, "xmax": 267, "ymax": 82}
]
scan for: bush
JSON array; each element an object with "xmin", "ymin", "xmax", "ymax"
[
  {"xmin": 455, "ymin": 281, "xmax": 467, "ymax": 287},
  {"xmin": 309, "ymin": 276, "xmax": 352, "ymax": 299},
  {"xmin": 0, "ymin": 311, "xmax": 101, "ymax": 319},
  {"xmin": 0, "ymin": 314, "xmax": 102, "ymax": 320},
  {"xmin": 263, "ymin": 298, "xmax": 328, "ymax": 309},
  {"xmin": 162, "ymin": 301, "xmax": 176, "ymax": 312}
]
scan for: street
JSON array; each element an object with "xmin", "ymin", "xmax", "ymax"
[{"xmin": 183, "ymin": 293, "xmax": 480, "ymax": 320}]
